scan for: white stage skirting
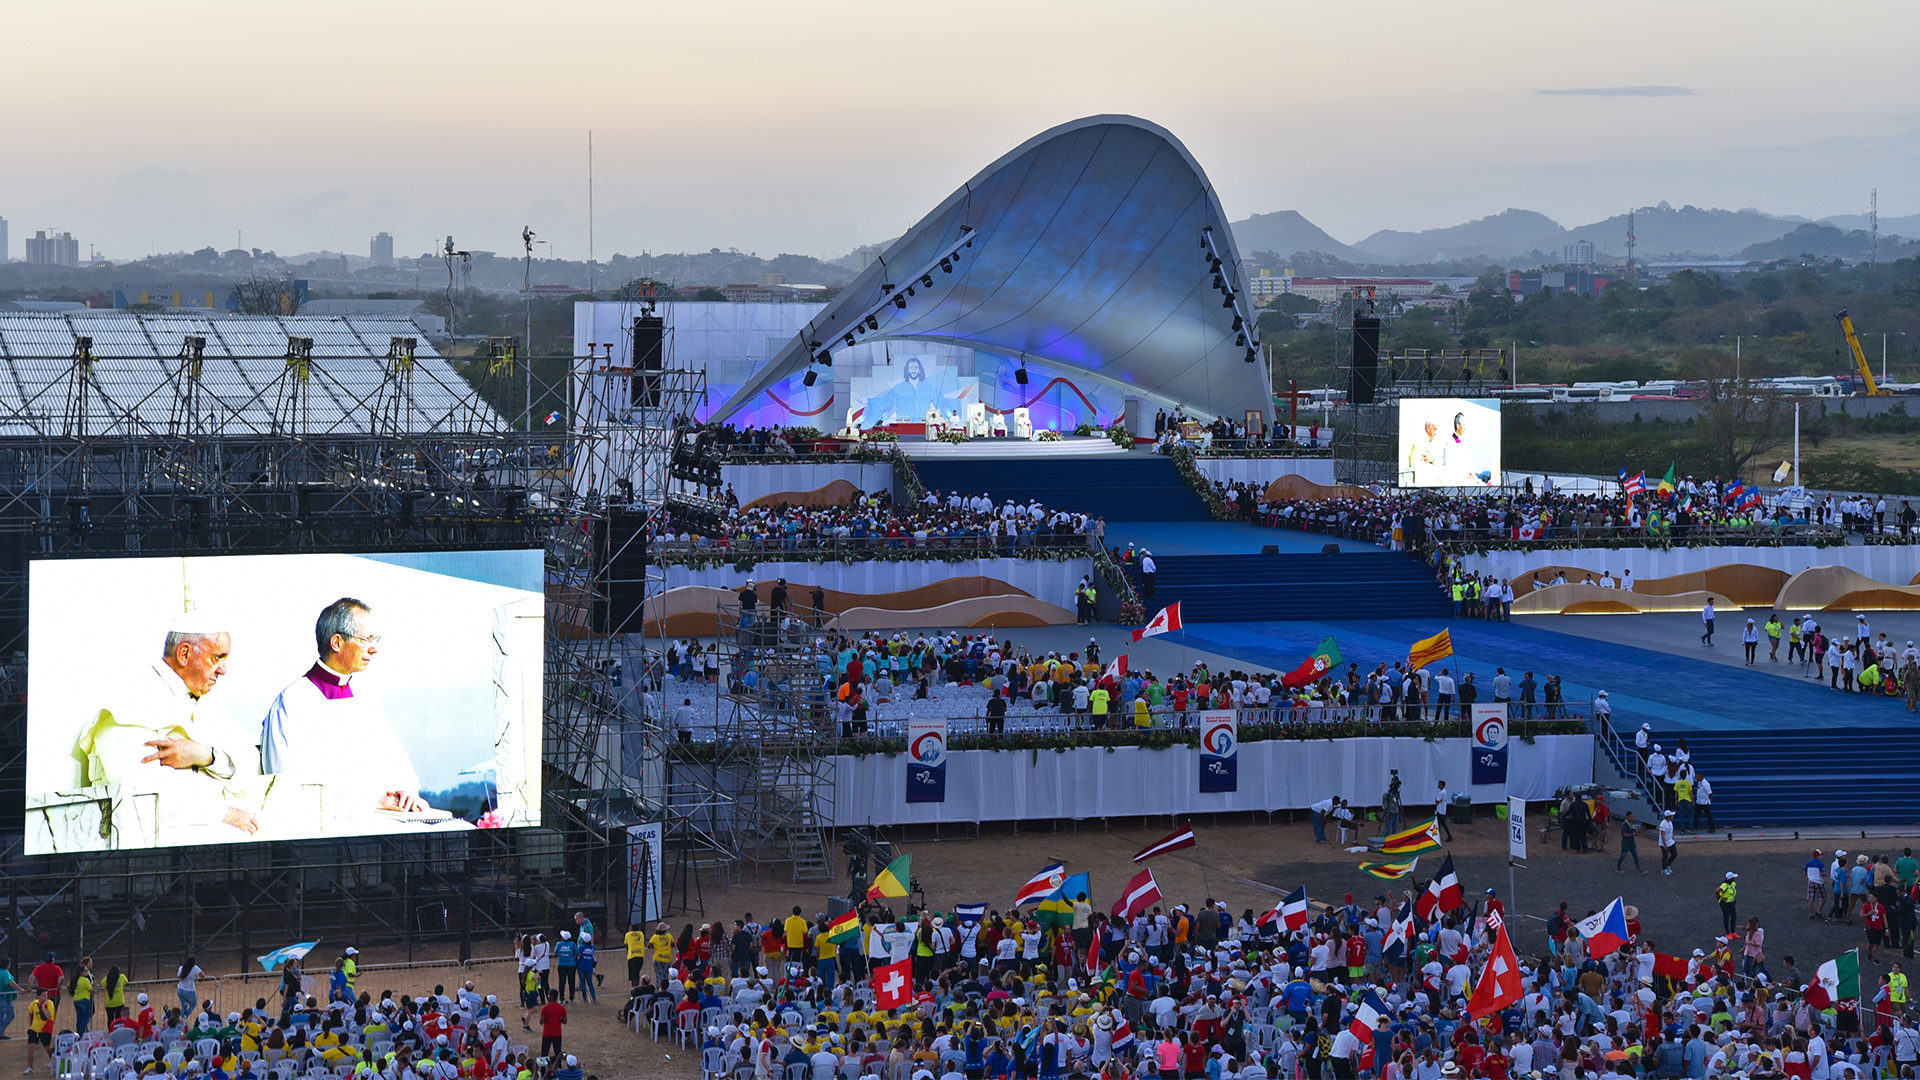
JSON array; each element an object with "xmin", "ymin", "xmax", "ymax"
[
  {"xmin": 825, "ymin": 734, "xmax": 1593, "ymax": 826},
  {"xmin": 655, "ymin": 557, "xmax": 1092, "ymax": 603},
  {"xmin": 1460, "ymin": 544, "xmax": 1920, "ymax": 588},
  {"xmin": 720, "ymin": 462, "xmax": 897, "ymax": 505},
  {"xmin": 897, "ymin": 436, "xmax": 1128, "ymax": 459},
  {"xmin": 1193, "ymin": 457, "xmax": 1336, "ymax": 487}
]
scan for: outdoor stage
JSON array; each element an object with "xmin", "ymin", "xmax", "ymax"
[{"xmin": 893, "ymin": 434, "xmax": 1130, "ymax": 459}]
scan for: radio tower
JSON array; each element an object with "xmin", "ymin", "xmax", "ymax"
[{"xmin": 1624, "ymin": 208, "xmax": 1637, "ymax": 280}]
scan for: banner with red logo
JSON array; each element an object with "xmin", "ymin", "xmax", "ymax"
[
  {"xmin": 906, "ymin": 719, "xmax": 947, "ymax": 803},
  {"xmin": 1198, "ymin": 710, "xmax": 1238, "ymax": 793}
]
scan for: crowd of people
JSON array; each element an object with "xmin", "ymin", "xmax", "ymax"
[
  {"xmin": 639, "ymin": 625, "xmax": 1592, "ymax": 743},
  {"xmin": 606, "ymin": 847, "xmax": 1920, "ymax": 1080},
  {"xmin": 657, "ymin": 486, "xmax": 1093, "ymax": 559},
  {"xmin": 1701, "ymin": 612, "xmax": 1920, "ymax": 712},
  {"xmin": 0, "ymin": 927, "xmax": 609, "ymax": 1080}
]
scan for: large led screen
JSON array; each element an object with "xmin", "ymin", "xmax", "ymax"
[
  {"xmin": 25, "ymin": 550, "xmax": 544, "ymax": 855},
  {"xmin": 1398, "ymin": 398, "xmax": 1502, "ymax": 488}
]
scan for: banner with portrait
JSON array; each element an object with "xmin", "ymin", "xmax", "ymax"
[
  {"xmin": 1198, "ymin": 710, "xmax": 1238, "ymax": 793},
  {"xmin": 905, "ymin": 719, "xmax": 948, "ymax": 803},
  {"xmin": 1471, "ymin": 703, "xmax": 1510, "ymax": 786}
]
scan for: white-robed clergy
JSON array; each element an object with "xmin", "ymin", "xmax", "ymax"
[
  {"xmin": 260, "ymin": 597, "xmax": 427, "ymax": 816},
  {"xmin": 73, "ymin": 612, "xmax": 260, "ymax": 840}
]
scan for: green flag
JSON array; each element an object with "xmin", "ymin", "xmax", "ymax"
[{"xmin": 1313, "ymin": 636, "xmax": 1343, "ymax": 670}]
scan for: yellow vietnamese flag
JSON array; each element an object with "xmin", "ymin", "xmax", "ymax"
[
  {"xmin": 1408, "ymin": 629, "xmax": 1454, "ymax": 671},
  {"xmin": 866, "ymin": 854, "xmax": 911, "ymax": 900}
]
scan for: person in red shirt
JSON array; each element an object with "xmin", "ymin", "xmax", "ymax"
[
  {"xmin": 1483, "ymin": 1039, "xmax": 1512, "ymax": 1080},
  {"xmin": 1864, "ymin": 898, "xmax": 1888, "ymax": 962},
  {"xmin": 1483, "ymin": 889, "xmax": 1505, "ymax": 922},
  {"xmin": 538, "ymin": 991, "xmax": 567, "ymax": 1058},
  {"xmin": 30, "ymin": 953, "xmax": 63, "ymax": 1006},
  {"xmin": 1453, "ymin": 1030, "xmax": 1486, "ymax": 1077}
]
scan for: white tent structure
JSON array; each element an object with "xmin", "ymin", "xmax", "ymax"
[{"xmin": 711, "ymin": 115, "xmax": 1272, "ymax": 427}]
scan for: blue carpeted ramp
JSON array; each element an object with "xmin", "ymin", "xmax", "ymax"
[{"xmin": 1150, "ymin": 552, "xmax": 1452, "ymax": 622}]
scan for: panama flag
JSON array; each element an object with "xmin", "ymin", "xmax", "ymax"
[
  {"xmin": 1131, "ymin": 602, "xmax": 1184, "ymax": 642},
  {"xmin": 1015, "ymin": 862, "xmax": 1068, "ymax": 908},
  {"xmin": 543, "ymin": 410, "xmax": 562, "ymax": 425},
  {"xmin": 1572, "ymin": 897, "xmax": 1630, "ymax": 958},
  {"xmin": 1279, "ymin": 886, "xmax": 1311, "ymax": 931}
]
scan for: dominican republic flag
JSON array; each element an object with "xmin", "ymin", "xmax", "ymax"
[
  {"xmin": 1383, "ymin": 901, "xmax": 1415, "ymax": 963},
  {"xmin": 1415, "ymin": 854, "xmax": 1463, "ymax": 922},
  {"xmin": 543, "ymin": 410, "xmax": 562, "ymax": 425},
  {"xmin": 1619, "ymin": 469, "xmax": 1646, "ymax": 497},
  {"xmin": 1279, "ymin": 887, "xmax": 1311, "ymax": 931},
  {"xmin": 953, "ymin": 903, "xmax": 987, "ymax": 925},
  {"xmin": 1573, "ymin": 897, "xmax": 1630, "ymax": 958},
  {"xmin": 1131, "ymin": 824, "xmax": 1196, "ymax": 863},
  {"xmin": 1348, "ymin": 990, "xmax": 1389, "ymax": 1042},
  {"xmin": 1110, "ymin": 1016, "xmax": 1135, "ymax": 1054},
  {"xmin": 1131, "ymin": 602, "xmax": 1184, "ymax": 642},
  {"xmin": 1112, "ymin": 868, "xmax": 1162, "ymax": 920},
  {"xmin": 1015, "ymin": 862, "xmax": 1068, "ymax": 908},
  {"xmin": 1103, "ymin": 654, "xmax": 1129, "ymax": 684},
  {"xmin": 1467, "ymin": 911, "xmax": 1524, "ymax": 1019}
]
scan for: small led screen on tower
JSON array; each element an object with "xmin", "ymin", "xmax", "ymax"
[
  {"xmin": 1398, "ymin": 397, "xmax": 1502, "ymax": 488},
  {"xmin": 23, "ymin": 549, "xmax": 544, "ymax": 855}
]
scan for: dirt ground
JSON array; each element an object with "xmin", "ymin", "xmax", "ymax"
[{"xmin": 4, "ymin": 816, "xmax": 1910, "ymax": 1080}]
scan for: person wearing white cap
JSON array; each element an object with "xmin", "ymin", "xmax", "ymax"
[
  {"xmin": 1658, "ymin": 811, "xmax": 1677, "ymax": 875},
  {"xmin": 70, "ymin": 610, "xmax": 261, "ymax": 843},
  {"xmin": 1139, "ymin": 550, "xmax": 1157, "ymax": 599},
  {"xmin": 261, "ymin": 597, "xmax": 427, "ymax": 817},
  {"xmin": 1717, "ymin": 873, "xmax": 1739, "ymax": 934},
  {"xmin": 1742, "ymin": 619, "xmax": 1760, "ymax": 665}
]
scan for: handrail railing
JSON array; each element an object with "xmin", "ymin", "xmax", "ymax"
[
  {"xmin": 652, "ymin": 533, "xmax": 1092, "ymax": 567},
  {"xmin": 1588, "ymin": 713, "xmax": 1667, "ymax": 813}
]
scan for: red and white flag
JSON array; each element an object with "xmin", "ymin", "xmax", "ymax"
[
  {"xmin": 1111, "ymin": 868, "xmax": 1162, "ymax": 920},
  {"xmin": 1279, "ymin": 886, "xmax": 1310, "ymax": 932},
  {"xmin": 1131, "ymin": 602, "xmax": 1184, "ymax": 642},
  {"xmin": 1103, "ymin": 654, "xmax": 1129, "ymax": 684},
  {"xmin": 1466, "ymin": 911, "xmax": 1524, "ymax": 1019},
  {"xmin": 871, "ymin": 957, "xmax": 912, "ymax": 1012},
  {"xmin": 1130, "ymin": 824, "xmax": 1196, "ymax": 863}
]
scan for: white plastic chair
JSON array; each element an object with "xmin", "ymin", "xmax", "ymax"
[
  {"xmin": 701, "ymin": 1047, "xmax": 729, "ymax": 1080},
  {"xmin": 675, "ymin": 1009, "xmax": 700, "ymax": 1049}
]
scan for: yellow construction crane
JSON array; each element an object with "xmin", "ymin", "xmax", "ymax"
[{"xmin": 1835, "ymin": 309, "xmax": 1884, "ymax": 396}]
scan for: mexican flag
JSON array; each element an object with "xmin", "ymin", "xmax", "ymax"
[{"xmin": 1806, "ymin": 950, "xmax": 1860, "ymax": 1010}]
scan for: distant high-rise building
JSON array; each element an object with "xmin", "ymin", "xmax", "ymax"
[
  {"xmin": 25, "ymin": 230, "xmax": 79, "ymax": 268},
  {"xmin": 1563, "ymin": 240, "xmax": 1595, "ymax": 267},
  {"xmin": 370, "ymin": 231, "xmax": 394, "ymax": 267},
  {"xmin": 0, "ymin": 216, "xmax": 8, "ymax": 262}
]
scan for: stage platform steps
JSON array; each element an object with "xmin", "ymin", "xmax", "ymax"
[
  {"xmin": 912, "ymin": 453, "xmax": 1212, "ymax": 521},
  {"xmin": 1655, "ymin": 729, "xmax": 1920, "ymax": 828},
  {"xmin": 1146, "ymin": 551, "xmax": 1452, "ymax": 622}
]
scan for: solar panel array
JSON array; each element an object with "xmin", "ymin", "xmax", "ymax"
[{"xmin": 0, "ymin": 313, "xmax": 503, "ymax": 437}]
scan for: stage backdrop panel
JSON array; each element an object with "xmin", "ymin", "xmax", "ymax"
[
  {"xmin": 720, "ymin": 463, "xmax": 898, "ymax": 507},
  {"xmin": 824, "ymin": 734, "xmax": 1593, "ymax": 826},
  {"xmin": 1460, "ymin": 544, "xmax": 1920, "ymax": 591},
  {"xmin": 654, "ymin": 558, "xmax": 1091, "ymax": 607},
  {"xmin": 1193, "ymin": 457, "xmax": 1336, "ymax": 487}
]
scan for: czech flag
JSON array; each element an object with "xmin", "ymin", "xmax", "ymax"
[{"xmin": 1572, "ymin": 896, "xmax": 1630, "ymax": 958}]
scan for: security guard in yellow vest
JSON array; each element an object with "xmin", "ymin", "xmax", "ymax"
[
  {"xmin": 1892, "ymin": 966, "xmax": 1909, "ymax": 1010},
  {"xmin": 1451, "ymin": 579, "xmax": 1465, "ymax": 617},
  {"xmin": 1717, "ymin": 872, "xmax": 1739, "ymax": 935}
]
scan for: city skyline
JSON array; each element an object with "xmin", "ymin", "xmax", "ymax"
[{"xmin": 3, "ymin": 0, "xmax": 1918, "ymax": 263}]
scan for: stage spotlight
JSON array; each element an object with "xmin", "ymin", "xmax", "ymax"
[
  {"xmin": 1236, "ymin": 334, "xmax": 1247, "ymax": 347},
  {"xmin": 803, "ymin": 369, "xmax": 818, "ymax": 387},
  {"xmin": 921, "ymin": 274, "xmax": 933, "ymax": 288},
  {"xmin": 864, "ymin": 314, "xmax": 879, "ymax": 331},
  {"xmin": 1222, "ymin": 295, "xmax": 1236, "ymax": 308},
  {"xmin": 845, "ymin": 333, "xmax": 857, "ymax": 347},
  {"xmin": 1213, "ymin": 274, "xmax": 1227, "ymax": 291},
  {"xmin": 1231, "ymin": 315, "xmax": 1244, "ymax": 332},
  {"xmin": 1244, "ymin": 347, "xmax": 1259, "ymax": 363},
  {"xmin": 893, "ymin": 295, "xmax": 907, "ymax": 309},
  {"xmin": 905, "ymin": 285, "xmax": 915, "ymax": 297},
  {"xmin": 940, "ymin": 259, "xmax": 952, "ymax": 273},
  {"xmin": 817, "ymin": 350, "xmax": 832, "ymax": 366},
  {"xmin": 1015, "ymin": 366, "xmax": 1029, "ymax": 385}
]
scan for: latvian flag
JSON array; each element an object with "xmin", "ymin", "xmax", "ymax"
[
  {"xmin": 1131, "ymin": 824, "xmax": 1196, "ymax": 863},
  {"xmin": 1131, "ymin": 601, "xmax": 1184, "ymax": 642},
  {"xmin": 1112, "ymin": 868, "xmax": 1162, "ymax": 920}
]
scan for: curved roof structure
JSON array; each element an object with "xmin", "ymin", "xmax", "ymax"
[{"xmin": 713, "ymin": 115, "xmax": 1271, "ymax": 424}]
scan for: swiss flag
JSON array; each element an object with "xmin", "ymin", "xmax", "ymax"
[
  {"xmin": 1131, "ymin": 602, "xmax": 1184, "ymax": 642},
  {"xmin": 1467, "ymin": 912, "xmax": 1524, "ymax": 1020},
  {"xmin": 871, "ymin": 958, "xmax": 912, "ymax": 1012}
]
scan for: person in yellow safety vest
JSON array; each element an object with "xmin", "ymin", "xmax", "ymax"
[
  {"xmin": 341, "ymin": 947, "xmax": 358, "ymax": 994},
  {"xmin": 1717, "ymin": 872, "xmax": 1739, "ymax": 935},
  {"xmin": 1451, "ymin": 580, "xmax": 1464, "ymax": 617},
  {"xmin": 1891, "ymin": 964, "xmax": 1908, "ymax": 1011}
]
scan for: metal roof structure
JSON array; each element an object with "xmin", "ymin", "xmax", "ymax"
[
  {"xmin": 0, "ymin": 312, "xmax": 499, "ymax": 437},
  {"xmin": 712, "ymin": 115, "xmax": 1272, "ymax": 424}
]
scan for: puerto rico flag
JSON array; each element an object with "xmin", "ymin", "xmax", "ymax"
[
  {"xmin": 1131, "ymin": 602, "xmax": 1184, "ymax": 642},
  {"xmin": 1619, "ymin": 468, "xmax": 1646, "ymax": 497}
]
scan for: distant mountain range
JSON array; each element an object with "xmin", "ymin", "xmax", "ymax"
[{"xmin": 1228, "ymin": 203, "xmax": 1919, "ymax": 266}]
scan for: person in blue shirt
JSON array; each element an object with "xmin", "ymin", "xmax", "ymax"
[
  {"xmin": 574, "ymin": 935, "xmax": 597, "ymax": 1004},
  {"xmin": 555, "ymin": 932, "xmax": 578, "ymax": 1003},
  {"xmin": 0, "ymin": 958, "xmax": 17, "ymax": 1038},
  {"xmin": 329, "ymin": 961, "xmax": 349, "ymax": 1005},
  {"xmin": 1282, "ymin": 972, "xmax": 1313, "ymax": 1026}
]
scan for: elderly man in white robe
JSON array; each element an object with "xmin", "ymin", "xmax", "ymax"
[
  {"xmin": 73, "ymin": 616, "xmax": 260, "ymax": 840},
  {"xmin": 260, "ymin": 597, "xmax": 427, "ymax": 818}
]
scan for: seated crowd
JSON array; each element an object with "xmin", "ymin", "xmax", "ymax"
[
  {"xmin": 615, "ymin": 867, "xmax": 1882, "ymax": 1080},
  {"xmin": 659, "ymin": 488, "xmax": 1089, "ymax": 556}
]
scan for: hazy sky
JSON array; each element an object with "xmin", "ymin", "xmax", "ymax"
[{"xmin": 6, "ymin": 0, "xmax": 1919, "ymax": 263}]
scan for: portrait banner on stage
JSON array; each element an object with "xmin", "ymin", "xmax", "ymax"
[
  {"xmin": 906, "ymin": 719, "xmax": 947, "ymax": 803},
  {"xmin": 1471, "ymin": 704, "xmax": 1509, "ymax": 786},
  {"xmin": 1198, "ymin": 710, "xmax": 1238, "ymax": 793}
]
